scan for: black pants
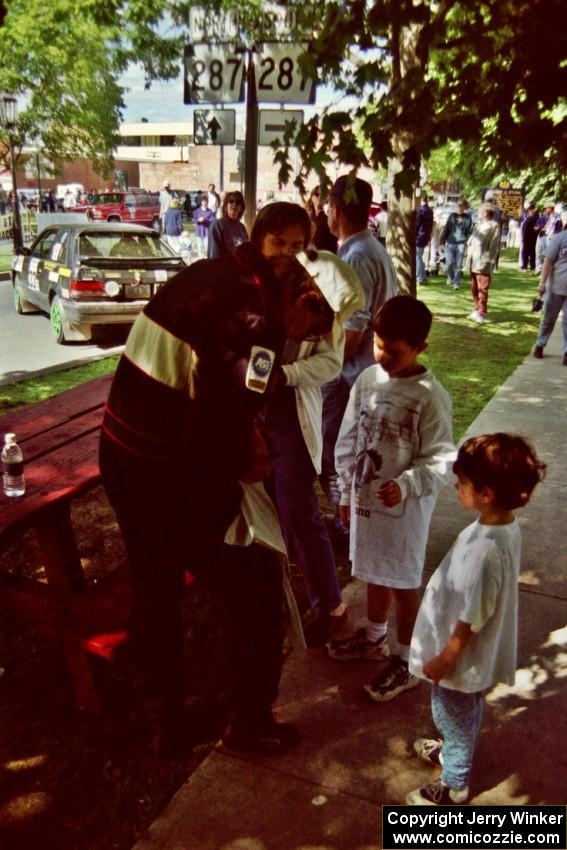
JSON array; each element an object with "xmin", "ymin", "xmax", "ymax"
[
  {"xmin": 100, "ymin": 433, "xmax": 284, "ymax": 721},
  {"xmin": 521, "ymin": 236, "xmax": 537, "ymax": 271}
]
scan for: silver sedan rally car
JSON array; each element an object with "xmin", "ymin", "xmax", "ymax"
[{"xmin": 12, "ymin": 222, "xmax": 186, "ymax": 343}]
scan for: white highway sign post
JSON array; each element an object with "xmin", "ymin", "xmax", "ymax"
[
  {"xmin": 194, "ymin": 110, "xmax": 236, "ymax": 145},
  {"xmin": 258, "ymin": 110, "xmax": 304, "ymax": 146},
  {"xmin": 184, "ymin": 44, "xmax": 245, "ymax": 104}
]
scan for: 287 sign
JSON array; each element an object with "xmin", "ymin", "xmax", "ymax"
[
  {"xmin": 254, "ymin": 43, "xmax": 315, "ymax": 104},
  {"xmin": 184, "ymin": 44, "xmax": 246, "ymax": 104},
  {"xmin": 184, "ymin": 42, "xmax": 315, "ymax": 105}
]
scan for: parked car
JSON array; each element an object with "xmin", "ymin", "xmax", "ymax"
[
  {"xmin": 73, "ymin": 189, "xmax": 161, "ymax": 230},
  {"xmin": 11, "ymin": 222, "xmax": 186, "ymax": 344}
]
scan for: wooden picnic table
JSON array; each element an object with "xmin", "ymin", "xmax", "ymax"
[{"xmin": 0, "ymin": 372, "xmax": 130, "ymax": 713}]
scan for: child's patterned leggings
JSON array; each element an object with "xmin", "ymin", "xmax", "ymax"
[{"xmin": 431, "ymin": 684, "xmax": 485, "ymax": 790}]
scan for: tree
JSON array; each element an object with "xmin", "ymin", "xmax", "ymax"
[
  {"xmin": 0, "ymin": 0, "xmax": 127, "ymax": 175},
  {"xmin": 2, "ymin": 0, "xmax": 566, "ymax": 289}
]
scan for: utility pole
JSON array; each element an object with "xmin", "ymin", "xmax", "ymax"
[{"xmin": 243, "ymin": 53, "xmax": 258, "ymax": 233}]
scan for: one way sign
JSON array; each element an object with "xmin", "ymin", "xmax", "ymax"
[
  {"xmin": 193, "ymin": 109, "xmax": 236, "ymax": 146},
  {"xmin": 258, "ymin": 110, "xmax": 304, "ymax": 146}
]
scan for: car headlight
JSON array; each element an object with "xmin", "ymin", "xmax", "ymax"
[{"xmin": 104, "ymin": 280, "xmax": 121, "ymax": 297}]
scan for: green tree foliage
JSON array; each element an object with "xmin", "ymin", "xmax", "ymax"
[{"xmin": 0, "ymin": 0, "xmax": 126, "ymax": 173}]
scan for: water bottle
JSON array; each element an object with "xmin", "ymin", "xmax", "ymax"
[{"xmin": 2, "ymin": 433, "xmax": 25, "ymax": 497}]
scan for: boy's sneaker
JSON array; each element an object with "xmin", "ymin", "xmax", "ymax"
[
  {"xmin": 406, "ymin": 779, "xmax": 468, "ymax": 805},
  {"xmin": 467, "ymin": 310, "xmax": 480, "ymax": 321},
  {"xmin": 413, "ymin": 737, "xmax": 443, "ymax": 767},
  {"xmin": 533, "ymin": 345, "xmax": 544, "ymax": 359},
  {"xmin": 326, "ymin": 628, "xmax": 390, "ymax": 661},
  {"xmin": 363, "ymin": 656, "xmax": 419, "ymax": 701}
]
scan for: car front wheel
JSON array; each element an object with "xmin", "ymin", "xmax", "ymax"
[{"xmin": 50, "ymin": 296, "xmax": 67, "ymax": 344}]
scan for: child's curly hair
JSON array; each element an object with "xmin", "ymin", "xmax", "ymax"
[{"xmin": 453, "ymin": 434, "xmax": 546, "ymax": 510}]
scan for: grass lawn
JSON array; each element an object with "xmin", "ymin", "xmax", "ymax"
[
  {"xmin": 0, "ymin": 247, "xmax": 12, "ymax": 273},
  {"xmin": 417, "ymin": 248, "xmax": 540, "ymax": 439},
  {"xmin": 0, "ymin": 357, "xmax": 120, "ymax": 415}
]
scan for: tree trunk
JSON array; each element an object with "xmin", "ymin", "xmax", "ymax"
[{"xmin": 386, "ymin": 22, "xmax": 423, "ymax": 296}]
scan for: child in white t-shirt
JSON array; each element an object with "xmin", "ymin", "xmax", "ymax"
[
  {"xmin": 327, "ymin": 296, "xmax": 455, "ymax": 701},
  {"xmin": 407, "ymin": 433, "xmax": 546, "ymax": 805}
]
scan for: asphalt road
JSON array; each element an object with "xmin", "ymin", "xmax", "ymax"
[{"xmin": 0, "ymin": 276, "xmax": 127, "ymax": 386}]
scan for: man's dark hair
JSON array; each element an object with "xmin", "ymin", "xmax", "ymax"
[
  {"xmin": 330, "ymin": 176, "xmax": 373, "ymax": 230},
  {"xmin": 250, "ymin": 202, "xmax": 311, "ymax": 250},
  {"xmin": 372, "ymin": 295, "xmax": 432, "ymax": 347},
  {"xmin": 453, "ymin": 434, "xmax": 546, "ymax": 510}
]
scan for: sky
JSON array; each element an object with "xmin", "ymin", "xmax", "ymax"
[{"xmin": 120, "ymin": 65, "xmax": 189, "ymax": 123}]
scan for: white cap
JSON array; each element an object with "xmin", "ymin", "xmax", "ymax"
[
  {"xmin": 163, "ymin": 180, "xmax": 170, "ymax": 188},
  {"xmin": 296, "ymin": 250, "xmax": 365, "ymax": 324}
]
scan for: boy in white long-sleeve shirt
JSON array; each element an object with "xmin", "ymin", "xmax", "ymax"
[{"xmin": 327, "ymin": 296, "xmax": 455, "ymax": 701}]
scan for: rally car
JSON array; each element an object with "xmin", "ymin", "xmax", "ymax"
[{"xmin": 12, "ymin": 222, "xmax": 186, "ymax": 343}]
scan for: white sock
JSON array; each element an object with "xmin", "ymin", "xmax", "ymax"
[
  {"xmin": 366, "ymin": 621, "xmax": 388, "ymax": 643},
  {"xmin": 398, "ymin": 643, "xmax": 410, "ymax": 662}
]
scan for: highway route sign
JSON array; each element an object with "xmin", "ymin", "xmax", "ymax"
[
  {"xmin": 193, "ymin": 109, "xmax": 236, "ymax": 145},
  {"xmin": 184, "ymin": 44, "xmax": 245, "ymax": 104},
  {"xmin": 254, "ymin": 43, "xmax": 315, "ymax": 104},
  {"xmin": 258, "ymin": 110, "xmax": 304, "ymax": 146}
]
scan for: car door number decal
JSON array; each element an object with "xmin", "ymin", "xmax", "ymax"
[{"xmin": 28, "ymin": 258, "xmax": 40, "ymax": 291}]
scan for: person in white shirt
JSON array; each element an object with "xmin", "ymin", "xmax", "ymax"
[
  {"xmin": 328, "ymin": 296, "xmax": 454, "ymax": 696},
  {"xmin": 407, "ymin": 433, "xmax": 546, "ymax": 805}
]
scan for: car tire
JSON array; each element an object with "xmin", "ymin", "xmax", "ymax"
[
  {"xmin": 108, "ymin": 215, "xmax": 121, "ymax": 223},
  {"xmin": 50, "ymin": 295, "xmax": 67, "ymax": 344},
  {"xmin": 13, "ymin": 279, "xmax": 38, "ymax": 314}
]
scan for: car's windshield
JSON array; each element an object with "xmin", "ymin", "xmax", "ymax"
[
  {"xmin": 93, "ymin": 193, "xmax": 123, "ymax": 205},
  {"xmin": 79, "ymin": 232, "xmax": 174, "ymax": 259}
]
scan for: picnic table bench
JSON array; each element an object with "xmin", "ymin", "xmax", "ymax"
[{"xmin": 0, "ymin": 373, "xmax": 131, "ymax": 713}]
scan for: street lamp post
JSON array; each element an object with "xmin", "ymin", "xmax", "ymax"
[{"xmin": 0, "ymin": 95, "xmax": 24, "ymax": 253}]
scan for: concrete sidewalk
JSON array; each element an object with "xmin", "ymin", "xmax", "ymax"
[{"xmin": 133, "ymin": 325, "xmax": 567, "ymax": 850}]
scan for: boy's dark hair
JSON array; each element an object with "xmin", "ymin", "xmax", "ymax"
[
  {"xmin": 453, "ymin": 433, "xmax": 546, "ymax": 510},
  {"xmin": 372, "ymin": 295, "xmax": 432, "ymax": 347},
  {"xmin": 250, "ymin": 202, "xmax": 311, "ymax": 250},
  {"xmin": 330, "ymin": 176, "xmax": 373, "ymax": 230}
]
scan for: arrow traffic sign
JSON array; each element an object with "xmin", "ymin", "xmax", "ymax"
[
  {"xmin": 193, "ymin": 109, "xmax": 236, "ymax": 146},
  {"xmin": 258, "ymin": 110, "xmax": 304, "ymax": 146}
]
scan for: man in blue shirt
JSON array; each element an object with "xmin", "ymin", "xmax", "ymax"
[
  {"xmin": 322, "ymin": 175, "xmax": 398, "ymax": 535},
  {"xmin": 441, "ymin": 199, "xmax": 473, "ymax": 289}
]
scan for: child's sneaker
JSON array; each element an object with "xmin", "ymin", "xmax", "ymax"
[
  {"xmin": 413, "ymin": 737, "xmax": 443, "ymax": 766},
  {"xmin": 406, "ymin": 778, "xmax": 468, "ymax": 805},
  {"xmin": 326, "ymin": 628, "xmax": 390, "ymax": 661},
  {"xmin": 363, "ymin": 656, "xmax": 419, "ymax": 701}
]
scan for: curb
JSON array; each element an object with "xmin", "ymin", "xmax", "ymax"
[{"xmin": 0, "ymin": 347, "xmax": 124, "ymax": 387}]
